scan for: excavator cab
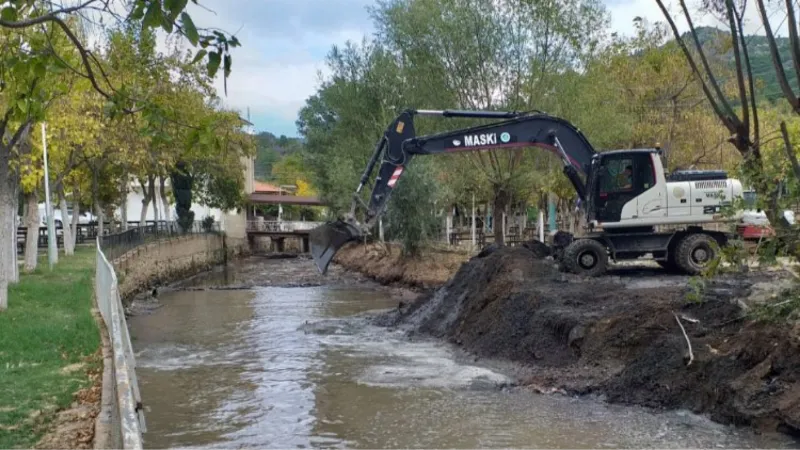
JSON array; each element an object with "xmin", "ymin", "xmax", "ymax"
[{"xmin": 588, "ymin": 150, "xmax": 660, "ymax": 225}]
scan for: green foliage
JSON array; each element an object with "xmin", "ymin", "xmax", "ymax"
[
  {"xmin": 171, "ymin": 161, "xmax": 194, "ymax": 231},
  {"xmin": 383, "ymin": 160, "xmax": 442, "ymax": 255},
  {"xmin": 253, "ymin": 132, "xmax": 303, "ymax": 181}
]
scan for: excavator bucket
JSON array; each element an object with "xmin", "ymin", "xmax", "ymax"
[{"xmin": 309, "ymin": 220, "xmax": 363, "ymax": 274}]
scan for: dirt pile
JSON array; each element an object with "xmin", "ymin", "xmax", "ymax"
[
  {"xmin": 334, "ymin": 242, "xmax": 470, "ymax": 289},
  {"xmin": 377, "ymin": 245, "xmax": 800, "ymax": 436}
]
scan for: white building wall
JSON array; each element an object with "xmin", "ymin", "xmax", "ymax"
[{"xmin": 116, "ymin": 183, "xmax": 223, "ymax": 223}]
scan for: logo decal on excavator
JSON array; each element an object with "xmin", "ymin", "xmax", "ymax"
[
  {"xmin": 452, "ymin": 139, "xmax": 461, "ymax": 146},
  {"xmin": 500, "ymin": 132, "xmax": 511, "ymax": 143},
  {"xmin": 464, "ymin": 133, "xmax": 497, "ymax": 146}
]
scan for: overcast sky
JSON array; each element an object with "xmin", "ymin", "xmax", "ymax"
[{"xmin": 181, "ymin": 0, "xmax": 779, "ymax": 138}]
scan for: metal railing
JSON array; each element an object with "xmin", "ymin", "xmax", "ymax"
[
  {"xmin": 101, "ymin": 220, "xmax": 221, "ymax": 261},
  {"xmin": 95, "ymin": 238, "xmax": 145, "ymax": 449},
  {"xmin": 246, "ymin": 220, "xmax": 322, "ymax": 233}
]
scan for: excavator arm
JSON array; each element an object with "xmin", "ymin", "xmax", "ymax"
[{"xmin": 310, "ymin": 109, "xmax": 598, "ymax": 274}]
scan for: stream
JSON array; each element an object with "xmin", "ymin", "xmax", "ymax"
[{"xmin": 128, "ymin": 257, "xmax": 800, "ymax": 449}]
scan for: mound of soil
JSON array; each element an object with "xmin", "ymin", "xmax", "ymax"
[
  {"xmin": 377, "ymin": 245, "xmax": 800, "ymax": 436},
  {"xmin": 334, "ymin": 242, "xmax": 469, "ymax": 289}
]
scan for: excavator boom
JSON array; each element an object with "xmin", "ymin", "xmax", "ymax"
[{"xmin": 309, "ymin": 108, "xmax": 598, "ymax": 274}]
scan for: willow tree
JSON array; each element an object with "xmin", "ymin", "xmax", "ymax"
[
  {"xmin": 369, "ymin": 0, "xmax": 609, "ymax": 245},
  {"xmin": 298, "ymin": 40, "xmax": 445, "ymax": 253}
]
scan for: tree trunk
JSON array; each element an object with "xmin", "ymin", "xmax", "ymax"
[
  {"xmin": 159, "ymin": 176, "xmax": 170, "ymax": 222},
  {"xmin": 119, "ymin": 173, "xmax": 128, "ymax": 231},
  {"xmin": 93, "ymin": 169, "xmax": 104, "ymax": 239},
  {"xmin": 0, "ymin": 148, "xmax": 18, "ymax": 310},
  {"xmin": 70, "ymin": 183, "xmax": 79, "ymax": 249},
  {"xmin": 23, "ymin": 191, "xmax": 39, "ymax": 272},
  {"xmin": 148, "ymin": 176, "xmax": 159, "ymax": 224},
  {"xmin": 139, "ymin": 179, "xmax": 150, "ymax": 228},
  {"xmin": 57, "ymin": 186, "xmax": 74, "ymax": 255},
  {"xmin": 493, "ymin": 186, "xmax": 510, "ymax": 246}
]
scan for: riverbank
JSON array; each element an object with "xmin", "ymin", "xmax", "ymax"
[
  {"xmin": 333, "ymin": 241, "xmax": 469, "ymax": 289},
  {"xmin": 334, "ymin": 242, "xmax": 800, "ymax": 437},
  {"xmin": 0, "ymin": 247, "xmax": 101, "ymax": 449}
]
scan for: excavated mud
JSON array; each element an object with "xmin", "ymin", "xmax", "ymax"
[{"xmin": 372, "ymin": 245, "xmax": 800, "ymax": 437}]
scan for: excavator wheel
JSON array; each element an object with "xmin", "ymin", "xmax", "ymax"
[
  {"xmin": 674, "ymin": 233, "xmax": 718, "ymax": 275},
  {"xmin": 563, "ymin": 238, "xmax": 608, "ymax": 277}
]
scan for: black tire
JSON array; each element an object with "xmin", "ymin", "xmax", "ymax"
[
  {"xmin": 675, "ymin": 233, "xmax": 718, "ymax": 275},
  {"xmin": 564, "ymin": 239, "xmax": 608, "ymax": 277}
]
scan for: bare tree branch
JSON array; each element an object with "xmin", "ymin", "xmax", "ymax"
[
  {"xmin": 655, "ymin": 0, "xmax": 737, "ymax": 134},
  {"xmin": 726, "ymin": 0, "xmax": 750, "ymax": 134},
  {"xmin": 784, "ymin": 0, "xmax": 800, "ymax": 86},
  {"xmin": 679, "ymin": 0, "xmax": 740, "ymax": 127},
  {"xmin": 737, "ymin": 2, "xmax": 760, "ymax": 146},
  {"xmin": 780, "ymin": 121, "xmax": 800, "ymax": 180},
  {"xmin": 755, "ymin": 0, "xmax": 800, "ymax": 112},
  {"xmin": 0, "ymin": 0, "xmax": 97, "ymax": 28}
]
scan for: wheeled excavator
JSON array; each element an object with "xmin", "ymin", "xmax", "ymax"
[{"xmin": 309, "ymin": 109, "xmax": 744, "ymax": 277}]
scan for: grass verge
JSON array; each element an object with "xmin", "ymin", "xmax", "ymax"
[{"xmin": 0, "ymin": 246, "xmax": 100, "ymax": 448}]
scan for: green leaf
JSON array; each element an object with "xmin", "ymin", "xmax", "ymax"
[
  {"xmin": 206, "ymin": 51, "xmax": 221, "ymax": 78},
  {"xmin": 142, "ymin": 0, "xmax": 163, "ymax": 29},
  {"xmin": 161, "ymin": 15, "xmax": 173, "ymax": 33},
  {"xmin": 16, "ymin": 99, "xmax": 25, "ymax": 113},
  {"xmin": 190, "ymin": 49, "xmax": 207, "ymax": 64},
  {"xmin": 130, "ymin": 2, "xmax": 146, "ymax": 20},
  {"xmin": 223, "ymin": 54, "xmax": 231, "ymax": 78},
  {"xmin": 33, "ymin": 61, "xmax": 46, "ymax": 77},
  {"xmin": 165, "ymin": 0, "xmax": 188, "ymax": 20},
  {"xmin": 181, "ymin": 12, "xmax": 199, "ymax": 46},
  {"xmin": 1, "ymin": 6, "xmax": 17, "ymax": 22}
]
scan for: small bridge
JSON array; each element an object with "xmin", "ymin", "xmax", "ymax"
[{"xmin": 246, "ymin": 220, "xmax": 323, "ymax": 253}]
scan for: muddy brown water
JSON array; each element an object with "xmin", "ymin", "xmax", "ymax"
[{"xmin": 129, "ymin": 257, "xmax": 800, "ymax": 449}]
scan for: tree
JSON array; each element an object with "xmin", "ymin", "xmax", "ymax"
[
  {"xmin": 0, "ymin": 1, "xmax": 243, "ymax": 311},
  {"xmin": 0, "ymin": 17, "xmax": 80, "ymax": 310},
  {"xmin": 369, "ymin": 0, "xmax": 609, "ymax": 245},
  {"xmin": 171, "ymin": 160, "xmax": 194, "ymax": 232},
  {"xmin": 298, "ymin": 39, "xmax": 446, "ymax": 252},
  {"xmin": 655, "ymin": 0, "xmax": 800, "ymax": 260}
]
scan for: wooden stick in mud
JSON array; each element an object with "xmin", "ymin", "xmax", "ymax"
[{"xmin": 673, "ymin": 312, "xmax": 694, "ymax": 366}]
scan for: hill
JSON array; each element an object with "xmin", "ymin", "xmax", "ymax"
[
  {"xmin": 254, "ymin": 132, "xmax": 304, "ymax": 181},
  {"xmin": 686, "ymin": 26, "xmax": 800, "ymax": 101}
]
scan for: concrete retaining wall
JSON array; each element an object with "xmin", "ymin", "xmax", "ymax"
[{"xmin": 113, "ymin": 233, "xmax": 249, "ymax": 302}]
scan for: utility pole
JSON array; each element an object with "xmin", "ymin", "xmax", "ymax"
[{"xmin": 42, "ymin": 122, "xmax": 57, "ymax": 268}]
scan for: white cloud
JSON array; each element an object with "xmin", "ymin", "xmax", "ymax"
[
  {"xmin": 155, "ymin": 1, "xmax": 374, "ymax": 128},
  {"xmin": 211, "ymin": 56, "xmax": 330, "ymax": 121},
  {"xmin": 606, "ymin": 0, "xmax": 788, "ymax": 37}
]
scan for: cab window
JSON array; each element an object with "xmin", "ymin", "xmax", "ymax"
[{"xmin": 600, "ymin": 158, "xmax": 634, "ymax": 193}]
